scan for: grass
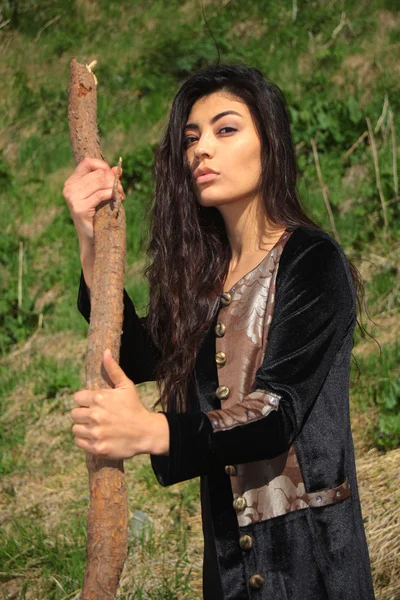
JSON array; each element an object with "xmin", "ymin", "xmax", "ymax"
[
  {"xmin": 0, "ymin": 351, "xmax": 82, "ymax": 476},
  {"xmin": 0, "ymin": 0, "xmax": 399, "ymax": 598},
  {"xmin": 352, "ymin": 342, "xmax": 400, "ymax": 451},
  {"xmin": 0, "ymin": 516, "xmax": 87, "ymax": 599},
  {"xmin": 0, "ymin": 342, "xmax": 202, "ymax": 598},
  {"xmin": 0, "ymin": 467, "xmax": 201, "ymax": 599}
]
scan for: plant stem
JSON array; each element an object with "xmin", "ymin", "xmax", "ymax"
[
  {"xmin": 366, "ymin": 117, "xmax": 389, "ymax": 235},
  {"xmin": 310, "ymin": 138, "xmax": 341, "ymax": 244}
]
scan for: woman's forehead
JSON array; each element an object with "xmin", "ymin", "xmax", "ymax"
[{"xmin": 187, "ymin": 92, "xmax": 249, "ymax": 123}]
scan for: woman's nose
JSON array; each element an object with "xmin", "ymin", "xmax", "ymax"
[{"xmin": 194, "ymin": 134, "xmax": 215, "ymax": 159}]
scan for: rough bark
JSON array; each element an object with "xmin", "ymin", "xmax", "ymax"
[{"xmin": 68, "ymin": 57, "xmax": 128, "ymax": 600}]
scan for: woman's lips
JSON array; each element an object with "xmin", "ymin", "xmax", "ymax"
[{"xmin": 196, "ymin": 173, "xmax": 219, "ymax": 184}]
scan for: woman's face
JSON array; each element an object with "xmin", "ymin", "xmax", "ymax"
[{"xmin": 184, "ymin": 91, "xmax": 262, "ymax": 209}]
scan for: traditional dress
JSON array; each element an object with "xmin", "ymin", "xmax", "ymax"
[{"xmin": 78, "ymin": 226, "xmax": 375, "ymax": 599}]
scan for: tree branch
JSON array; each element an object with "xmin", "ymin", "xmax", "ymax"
[{"xmin": 68, "ymin": 57, "xmax": 128, "ymax": 600}]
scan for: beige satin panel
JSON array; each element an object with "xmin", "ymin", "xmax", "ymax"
[
  {"xmin": 211, "ymin": 230, "xmax": 351, "ymax": 524},
  {"xmin": 212, "ymin": 231, "xmax": 313, "ymax": 524}
]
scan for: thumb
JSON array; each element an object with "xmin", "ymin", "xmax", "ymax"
[{"xmin": 103, "ymin": 348, "xmax": 129, "ymax": 388}]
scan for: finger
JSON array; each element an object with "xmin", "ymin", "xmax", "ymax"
[
  {"xmin": 74, "ymin": 169, "xmax": 119, "ymax": 200},
  {"xmin": 79, "ymin": 188, "xmax": 120, "ymax": 212},
  {"xmin": 73, "ymin": 390, "xmax": 95, "ymax": 407},
  {"xmin": 71, "ymin": 407, "xmax": 92, "ymax": 424},
  {"xmin": 75, "ymin": 185, "xmax": 125, "ymax": 216},
  {"xmin": 73, "ymin": 157, "xmax": 112, "ymax": 178},
  {"xmin": 75, "ymin": 435, "xmax": 94, "ymax": 453},
  {"xmin": 72, "ymin": 423, "xmax": 92, "ymax": 438},
  {"xmin": 75, "ymin": 179, "xmax": 126, "ymax": 209},
  {"xmin": 75, "ymin": 437, "xmax": 109, "ymax": 458},
  {"xmin": 103, "ymin": 348, "xmax": 129, "ymax": 388}
]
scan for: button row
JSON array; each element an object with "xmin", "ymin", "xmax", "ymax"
[
  {"xmin": 219, "ymin": 291, "xmax": 264, "ymax": 591},
  {"xmin": 232, "ymin": 490, "xmax": 264, "ymax": 589}
]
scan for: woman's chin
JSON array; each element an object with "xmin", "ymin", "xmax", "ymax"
[
  {"xmin": 198, "ymin": 198, "xmax": 225, "ymax": 209},
  {"xmin": 196, "ymin": 190, "xmax": 229, "ymax": 208}
]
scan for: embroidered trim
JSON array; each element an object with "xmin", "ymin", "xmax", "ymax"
[
  {"xmin": 206, "ymin": 390, "xmax": 281, "ymax": 432},
  {"xmin": 233, "ymin": 475, "xmax": 351, "ymax": 527}
]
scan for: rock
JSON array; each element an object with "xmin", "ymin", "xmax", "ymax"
[{"xmin": 129, "ymin": 510, "xmax": 154, "ymax": 543}]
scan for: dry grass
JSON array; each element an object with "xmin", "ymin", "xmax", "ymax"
[
  {"xmin": 357, "ymin": 448, "xmax": 400, "ymax": 600},
  {"xmin": 353, "ymin": 311, "xmax": 400, "ymax": 359},
  {"xmin": 1, "ymin": 331, "xmax": 399, "ymax": 598},
  {"xmin": 117, "ymin": 456, "xmax": 204, "ymax": 599}
]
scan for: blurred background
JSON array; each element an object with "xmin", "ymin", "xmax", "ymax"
[{"xmin": 0, "ymin": 0, "xmax": 399, "ymax": 598}]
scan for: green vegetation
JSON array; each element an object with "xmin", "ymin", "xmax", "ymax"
[
  {"xmin": 0, "ymin": 469, "xmax": 200, "ymax": 599},
  {"xmin": 352, "ymin": 343, "xmax": 400, "ymax": 451},
  {"xmin": 0, "ymin": 516, "xmax": 87, "ymax": 598},
  {"xmin": 0, "ymin": 0, "xmax": 399, "ymax": 598}
]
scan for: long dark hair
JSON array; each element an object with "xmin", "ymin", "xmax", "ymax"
[{"xmin": 144, "ymin": 64, "xmax": 363, "ymax": 412}]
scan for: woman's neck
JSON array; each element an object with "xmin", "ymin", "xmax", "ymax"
[{"xmin": 217, "ymin": 196, "xmax": 286, "ymax": 267}]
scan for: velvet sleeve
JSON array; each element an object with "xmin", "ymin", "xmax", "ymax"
[
  {"xmin": 151, "ymin": 238, "xmax": 356, "ymax": 486},
  {"xmin": 77, "ymin": 271, "xmax": 159, "ymax": 384}
]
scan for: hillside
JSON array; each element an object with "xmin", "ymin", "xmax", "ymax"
[{"xmin": 0, "ymin": 1, "xmax": 399, "ymax": 598}]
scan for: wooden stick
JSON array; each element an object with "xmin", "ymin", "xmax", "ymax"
[
  {"xmin": 366, "ymin": 117, "xmax": 389, "ymax": 233},
  {"xmin": 310, "ymin": 138, "xmax": 341, "ymax": 244},
  {"xmin": 68, "ymin": 58, "xmax": 128, "ymax": 600}
]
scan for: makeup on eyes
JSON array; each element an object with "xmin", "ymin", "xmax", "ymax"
[{"xmin": 184, "ymin": 125, "xmax": 238, "ymax": 148}]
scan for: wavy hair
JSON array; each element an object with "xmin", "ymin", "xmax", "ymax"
[{"xmin": 144, "ymin": 64, "xmax": 362, "ymax": 412}]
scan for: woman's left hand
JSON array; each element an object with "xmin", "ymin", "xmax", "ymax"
[{"xmin": 71, "ymin": 349, "xmax": 169, "ymax": 460}]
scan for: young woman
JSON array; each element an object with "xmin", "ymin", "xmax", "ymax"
[{"xmin": 64, "ymin": 65, "xmax": 375, "ymax": 599}]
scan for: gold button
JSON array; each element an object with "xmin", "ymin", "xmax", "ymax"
[
  {"xmin": 249, "ymin": 574, "xmax": 264, "ymax": 590},
  {"xmin": 233, "ymin": 496, "xmax": 247, "ymax": 513},
  {"xmin": 225, "ymin": 465, "xmax": 237, "ymax": 476},
  {"xmin": 216, "ymin": 385, "xmax": 230, "ymax": 400},
  {"xmin": 221, "ymin": 292, "xmax": 232, "ymax": 306},
  {"xmin": 239, "ymin": 534, "xmax": 253, "ymax": 551},
  {"xmin": 215, "ymin": 322, "xmax": 226, "ymax": 337},
  {"xmin": 215, "ymin": 351, "xmax": 227, "ymax": 366}
]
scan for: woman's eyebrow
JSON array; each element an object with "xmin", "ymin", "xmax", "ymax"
[{"xmin": 184, "ymin": 110, "xmax": 243, "ymax": 131}]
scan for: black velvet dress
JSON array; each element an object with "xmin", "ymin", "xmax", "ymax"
[{"xmin": 78, "ymin": 226, "xmax": 375, "ymax": 600}]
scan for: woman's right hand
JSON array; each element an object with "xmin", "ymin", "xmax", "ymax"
[{"xmin": 62, "ymin": 156, "xmax": 125, "ymax": 244}]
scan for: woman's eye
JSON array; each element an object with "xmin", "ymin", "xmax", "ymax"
[
  {"xmin": 184, "ymin": 127, "xmax": 237, "ymax": 149},
  {"xmin": 184, "ymin": 136, "xmax": 197, "ymax": 148},
  {"xmin": 219, "ymin": 127, "xmax": 236, "ymax": 134}
]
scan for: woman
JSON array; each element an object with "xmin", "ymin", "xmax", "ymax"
[{"xmin": 64, "ymin": 65, "xmax": 375, "ymax": 599}]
